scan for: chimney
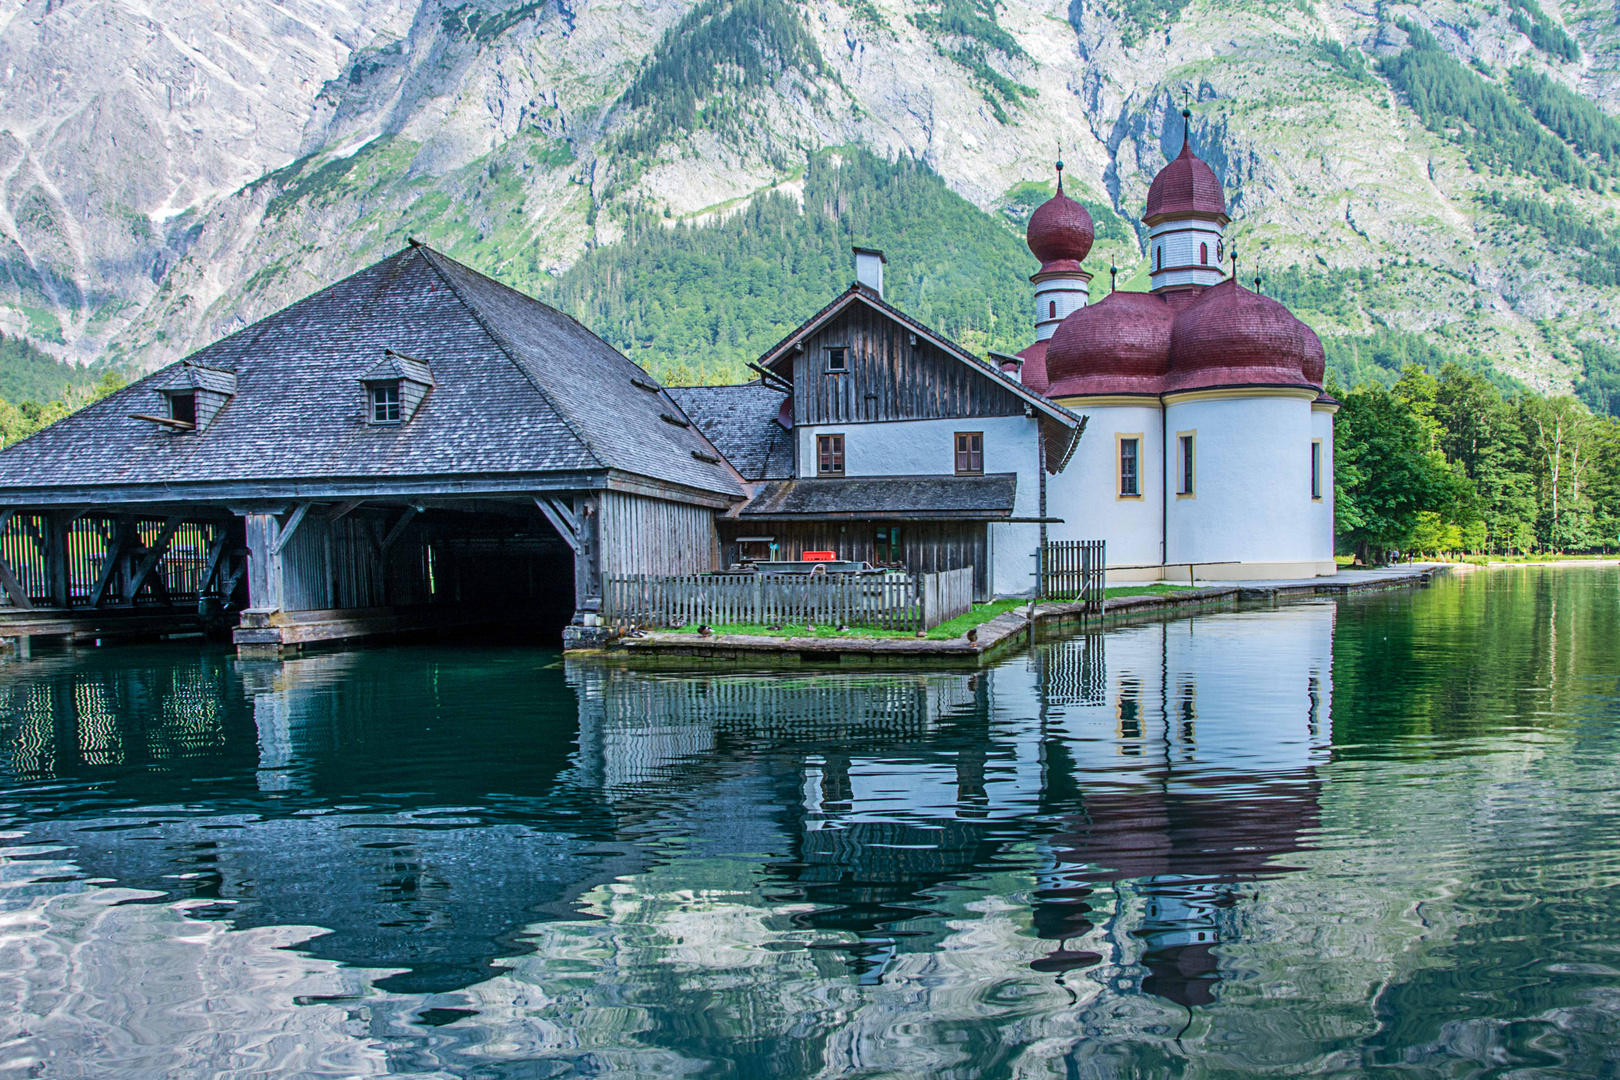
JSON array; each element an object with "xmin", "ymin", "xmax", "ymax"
[
  {"xmin": 989, "ymin": 350, "xmax": 1024, "ymax": 383},
  {"xmin": 853, "ymin": 247, "xmax": 886, "ymax": 298}
]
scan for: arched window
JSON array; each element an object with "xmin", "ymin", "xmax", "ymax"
[
  {"xmin": 1200, "ymin": 242, "xmax": 1208, "ymax": 265},
  {"xmin": 1049, "ymin": 300, "xmax": 1057, "ymax": 319},
  {"xmin": 1154, "ymin": 246, "xmax": 1162, "ymax": 270},
  {"xmin": 1217, "ymin": 239, "xmax": 1224, "ymax": 263}
]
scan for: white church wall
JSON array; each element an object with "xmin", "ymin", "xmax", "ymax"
[
  {"xmin": 1147, "ymin": 218, "xmax": 1225, "ymax": 290},
  {"xmin": 1311, "ymin": 405, "xmax": 1337, "ymax": 568},
  {"xmin": 796, "ymin": 415, "xmax": 1043, "ymax": 596},
  {"xmin": 1046, "ymin": 403, "xmax": 1164, "ymax": 578},
  {"xmin": 1164, "ymin": 394, "xmax": 1321, "ymax": 573}
]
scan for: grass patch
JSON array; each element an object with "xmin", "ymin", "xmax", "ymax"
[
  {"xmin": 1104, "ymin": 584, "xmax": 1194, "ymax": 598},
  {"xmin": 671, "ymin": 598, "xmax": 1029, "ymax": 640}
]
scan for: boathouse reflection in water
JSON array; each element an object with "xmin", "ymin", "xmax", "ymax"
[{"xmin": 0, "ymin": 603, "xmax": 1334, "ymax": 1006}]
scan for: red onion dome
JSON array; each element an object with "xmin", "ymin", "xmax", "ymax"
[
  {"xmin": 1301, "ymin": 323, "xmax": 1326, "ymax": 386},
  {"xmin": 1043, "ymin": 290, "xmax": 1178, "ymax": 397},
  {"xmin": 1027, "ymin": 186, "xmax": 1094, "ymax": 271},
  {"xmin": 1016, "ymin": 340, "xmax": 1051, "ymax": 394},
  {"xmin": 1164, "ymin": 279, "xmax": 1321, "ymax": 393},
  {"xmin": 1143, "ymin": 129, "xmax": 1228, "ymax": 225}
]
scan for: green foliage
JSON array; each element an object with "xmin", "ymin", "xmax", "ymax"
[
  {"xmin": 910, "ymin": 0, "xmax": 1033, "ymax": 122},
  {"xmin": 1381, "ymin": 22, "xmax": 1594, "ymax": 189},
  {"xmin": 1315, "ymin": 38, "xmax": 1372, "ymax": 83},
  {"xmin": 1573, "ymin": 339, "xmax": 1620, "ymax": 418},
  {"xmin": 1481, "ymin": 190, "xmax": 1620, "ymax": 287},
  {"xmin": 1508, "ymin": 67, "xmax": 1617, "ymax": 165},
  {"xmin": 1001, "ymin": 180, "xmax": 1133, "ymax": 243},
  {"xmin": 544, "ymin": 149, "xmax": 1038, "ymax": 385},
  {"xmin": 0, "ymin": 333, "xmax": 97, "ymax": 404},
  {"xmin": 1336, "ymin": 363, "xmax": 1620, "ymax": 556},
  {"xmin": 609, "ymin": 0, "xmax": 829, "ymax": 172},
  {"xmin": 439, "ymin": 1, "xmax": 549, "ymax": 41},
  {"xmin": 1506, "ymin": 0, "xmax": 1579, "ymax": 62},
  {"xmin": 0, "ymin": 368, "xmax": 126, "ymax": 448},
  {"xmin": 1091, "ymin": 0, "xmax": 1195, "ymax": 48}
]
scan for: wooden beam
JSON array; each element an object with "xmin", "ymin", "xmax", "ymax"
[
  {"xmin": 378, "ymin": 506, "xmax": 420, "ymax": 554},
  {"xmin": 88, "ymin": 520, "xmax": 131, "ymax": 608},
  {"xmin": 270, "ymin": 502, "xmax": 311, "ymax": 555},
  {"xmin": 534, "ymin": 496, "xmax": 579, "ymax": 554},
  {"xmin": 328, "ymin": 499, "xmax": 364, "ymax": 522},
  {"xmin": 0, "ymin": 510, "xmax": 30, "ymax": 609},
  {"xmin": 123, "ymin": 516, "xmax": 182, "ymax": 604},
  {"xmin": 200, "ymin": 530, "xmax": 230, "ymax": 594}
]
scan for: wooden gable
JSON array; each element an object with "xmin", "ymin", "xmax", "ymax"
[{"xmin": 784, "ymin": 300, "xmax": 1024, "ymax": 426}]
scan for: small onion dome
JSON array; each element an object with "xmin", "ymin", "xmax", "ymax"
[
  {"xmin": 1027, "ymin": 185, "xmax": 1094, "ymax": 271},
  {"xmin": 1143, "ymin": 133, "xmax": 1228, "ymax": 225},
  {"xmin": 1043, "ymin": 290, "xmax": 1185, "ymax": 397},
  {"xmin": 1016, "ymin": 340, "xmax": 1050, "ymax": 393},
  {"xmin": 1164, "ymin": 278, "xmax": 1322, "ymax": 393}
]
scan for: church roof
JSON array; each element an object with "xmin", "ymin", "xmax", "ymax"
[
  {"xmin": 0, "ymin": 245, "xmax": 744, "ymax": 505},
  {"xmin": 1026, "ymin": 170, "xmax": 1094, "ymax": 272},
  {"xmin": 1143, "ymin": 118, "xmax": 1228, "ymax": 225}
]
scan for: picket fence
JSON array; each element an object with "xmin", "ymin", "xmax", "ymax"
[
  {"xmin": 1039, "ymin": 540, "xmax": 1106, "ymax": 613},
  {"xmin": 603, "ymin": 567, "xmax": 974, "ymax": 632}
]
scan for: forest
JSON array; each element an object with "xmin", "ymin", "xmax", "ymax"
[{"xmin": 1333, "ymin": 364, "xmax": 1620, "ymax": 560}]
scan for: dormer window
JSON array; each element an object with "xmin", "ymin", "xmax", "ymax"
[
  {"xmin": 371, "ymin": 382, "xmax": 401, "ymax": 423},
  {"xmin": 169, "ymin": 393, "xmax": 197, "ymax": 427},
  {"xmin": 360, "ymin": 350, "xmax": 434, "ymax": 426}
]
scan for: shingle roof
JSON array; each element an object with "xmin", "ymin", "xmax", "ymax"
[
  {"xmin": 151, "ymin": 363, "xmax": 238, "ymax": 395},
  {"xmin": 666, "ymin": 383, "xmax": 794, "ymax": 482},
  {"xmin": 739, "ymin": 474, "xmax": 1018, "ymax": 519},
  {"xmin": 0, "ymin": 246, "xmax": 743, "ymax": 502},
  {"xmin": 359, "ymin": 350, "xmax": 434, "ymax": 386}
]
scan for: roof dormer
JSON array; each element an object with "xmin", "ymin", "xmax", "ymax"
[
  {"xmin": 134, "ymin": 362, "xmax": 237, "ymax": 433},
  {"xmin": 360, "ymin": 350, "xmax": 434, "ymax": 426}
]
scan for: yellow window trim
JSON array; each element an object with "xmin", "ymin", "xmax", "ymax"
[
  {"xmin": 1176, "ymin": 429, "xmax": 1196, "ymax": 500},
  {"xmin": 1116, "ymin": 432, "xmax": 1145, "ymax": 501}
]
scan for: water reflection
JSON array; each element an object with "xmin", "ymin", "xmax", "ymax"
[{"xmin": 1, "ymin": 567, "xmax": 1617, "ymax": 1077}]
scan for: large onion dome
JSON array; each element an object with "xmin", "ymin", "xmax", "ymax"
[
  {"xmin": 1163, "ymin": 278, "xmax": 1321, "ymax": 393},
  {"xmin": 1026, "ymin": 166, "xmax": 1094, "ymax": 271},
  {"xmin": 1016, "ymin": 340, "xmax": 1051, "ymax": 393},
  {"xmin": 1043, "ymin": 290, "xmax": 1178, "ymax": 397},
  {"xmin": 1143, "ymin": 122, "xmax": 1229, "ymax": 225}
]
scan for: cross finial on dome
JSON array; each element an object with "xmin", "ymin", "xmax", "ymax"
[
  {"xmin": 1231, "ymin": 242, "xmax": 1239, "ymax": 281},
  {"xmin": 1254, "ymin": 273, "xmax": 1263, "ymax": 294},
  {"xmin": 1180, "ymin": 89, "xmax": 1193, "ymax": 150},
  {"xmin": 1055, "ymin": 149, "xmax": 1065, "ymax": 196},
  {"xmin": 1109, "ymin": 263, "xmax": 1118, "ymax": 293}
]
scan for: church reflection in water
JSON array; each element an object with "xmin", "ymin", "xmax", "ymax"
[{"xmin": 0, "ymin": 602, "xmax": 1334, "ymax": 1012}]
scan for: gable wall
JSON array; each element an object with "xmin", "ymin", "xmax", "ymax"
[{"xmin": 791, "ymin": 304, "xmax": 1024, "ymax": 426}]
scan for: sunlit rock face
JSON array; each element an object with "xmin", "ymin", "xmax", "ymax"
[{"xmin": 1, "ymin": 0, "xmax": 1616, "ymax": 391}]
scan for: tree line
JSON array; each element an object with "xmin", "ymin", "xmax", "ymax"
[{"xmin": 1334, "ymin": 363, "xmax": 1620, "ymax": 561}]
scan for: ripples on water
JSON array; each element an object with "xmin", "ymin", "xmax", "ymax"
[{"xmin": 0, "ymin": 566, "xmax": 1617, "ymax": 1078}]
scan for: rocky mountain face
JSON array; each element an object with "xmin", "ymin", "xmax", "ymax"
[{"xmin": 4, "ymin": 0, "xmax": 1620, "ymax": 400}]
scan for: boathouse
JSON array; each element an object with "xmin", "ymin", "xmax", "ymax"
[{"xmin": 0, "ymin": 244, "xmax": 743, "ymax": 652}]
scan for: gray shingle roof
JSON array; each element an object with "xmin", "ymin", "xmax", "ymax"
[
  {"xmin": 0, "ymin": 246, "xmax": 743, "ymax": 502},
  {"xmin": 666, "ymin": 383, "xmax": 794, "ymax": 481},
  {"xmin": 359, "ymin": 350, "xmax": 434, "ymax": 386},
  {"xmin": 738, "ymin": 474, "xmax": 1018, "ymax": 519}
]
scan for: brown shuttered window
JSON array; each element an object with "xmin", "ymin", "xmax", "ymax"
[
  {"xmin": 955, "ymin": 432, "xmax": 983, "ymax": 475},
  {"xmin": 817, "ymin": 433, "xmax": 844, "ymax": 475}
]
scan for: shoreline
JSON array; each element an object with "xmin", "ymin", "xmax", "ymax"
[{"xmin": 576, "ymin": 564, "xmax": 1456, "ymax": 669}]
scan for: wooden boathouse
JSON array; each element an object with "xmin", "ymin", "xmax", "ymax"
[{"xmin": 0, "ymin": 244, "xmax": 743, "ymax": 653}]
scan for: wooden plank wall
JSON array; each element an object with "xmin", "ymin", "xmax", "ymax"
[
  {"xmin": 599, "ymin": 491, "xmax": 719, "ymax": 579},
  {"xmin": 721, "ymin": 520, "xmax": 990, "ymax": 600},
  {"xmin": 792, "ymin": 304, "xmax": 1024, "ymax": 426}
]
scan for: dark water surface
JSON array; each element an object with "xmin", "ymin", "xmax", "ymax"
[{"xmin": 2, "ymin": 566, "xmax": 1618, "ymax": 1077}]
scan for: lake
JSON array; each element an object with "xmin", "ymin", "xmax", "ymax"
[{"xmin": 1, "ymin": 565, "xmax": 1617, "ymax": 1078}]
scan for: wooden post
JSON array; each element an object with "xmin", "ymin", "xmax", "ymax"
[
  {"xmin": 573, "ymin": 495, "xmax": 601, "ymax": 614},
  {"xmin": 46, "ymin": 513, "xmax": 69, "ymax": 608}
]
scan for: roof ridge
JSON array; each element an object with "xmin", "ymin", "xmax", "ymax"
[{"xmin": 416, "ymin": 246, "xmax": 605, "ymax": 472}]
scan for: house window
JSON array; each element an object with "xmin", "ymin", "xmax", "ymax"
[
  {"xmin": 1177, "ymin": 432, "xmax": 1195, "ymax": 496},
  {"xmin": 371, "ymin": 382, "xmax": 401, "ymax": 423},
  {"xmin": 1048, "ymin": 300, "xmax": 1057, "ymax": 319},
  {"xmin": 1200, "ymin": 242, "xmax": 1208, "ymax": 265},
  {"xmin": 169, "ymin": 393, "xmax": 196, "ymax": 428},
  {"xmin": 1119, "ymin": 436, "xmax": 1141, "ymax": 498},
  {"xmin": 955, "ymin": 432, "xmax": 983, "ymax": 475},
  {"xmin": 875, "ymin": 526, "xmax": 903, "ymax": 565},
  {"xmin": 817, "ymin": 433, "xmax": 844, "ymax": 475},
  {"xmin": 1311, "ymin": 440, "xmax": 1323, "ymax": 499},
  {"xmin": 827, "ymin": 347, "xmax": 847, "ymax": 372}
]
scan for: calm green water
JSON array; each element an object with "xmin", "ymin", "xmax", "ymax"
[{"xmin": 1, "ymin": 567, "xmax": 1618, "ymax": 1078}]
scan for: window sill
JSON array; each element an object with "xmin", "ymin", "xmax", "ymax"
[{"xmin": 1116, "ymin": 493, "xmax": 1144, "ymax": 502}]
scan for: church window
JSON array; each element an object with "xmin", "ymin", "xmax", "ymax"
[
  {"xmin": 817, "ymin": 433, "xmax": 844, "ymax": 475},
  {"xmin": 955, "ymin": 432, "xmax": 983, "ymax": 475},
  {"xmin": 1118, "ymin": 436, "xmax": 1141, "ymax": 498},
  {"xmin": 1217, "ymin": 239, "xmax": 1224, "ymax": 263},
  {"xmin": 1200, "ymin": 242, "xmax": 1208, "ymax": 265},
  {"xmin": 1049, "ymin": 300, "xmax": 1057, "ymax": 319},
  {"xmin": 1311, "ymin": 440, "xmax": 1323, "ymax": 499},
  {"xmin": 1177, "ymin": 432, "xmax": 1195, "ymax": 496},
  {"xmin": 1154, "ymin": 247, "xmax": 1162, "ymax": 271}
]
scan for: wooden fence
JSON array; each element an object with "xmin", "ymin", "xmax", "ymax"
[
  {"xmin": 603, "ymin": 567, "xmax": 974, "ymax": 632},
  {"xmin": 0, "ymin": 512, "xmax": 230, "ymax": 609},
  {"xmin": 1038, "ymin": 540, "xmax": 1106, "ymax": 614}
]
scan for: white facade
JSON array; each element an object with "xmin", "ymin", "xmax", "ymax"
[
  {"xmin": 1044, "ymin": 402, "xmax": 1165, "ymax": 573},
  {"xmin": 1311, "ymin": 402, "xmax": 1337, "ymax": 565},
  {"xmin": 1032, "ymin": 269, "xmax": 1091, "ymax": 341},
  {"xmin": 795, "ymin": 415, "xmax": 1044, "ymax": 596},
  {"xmin": 1147, "ymin": 218, "xmax": 1226, "ymax": 291}
]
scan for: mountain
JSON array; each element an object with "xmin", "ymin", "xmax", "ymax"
[{"xmin": 5, "ymin": 0, "xmax": 1620, "ymax": 412}]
